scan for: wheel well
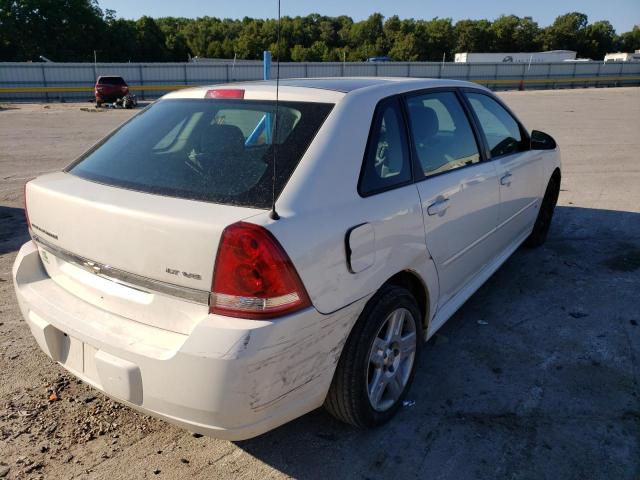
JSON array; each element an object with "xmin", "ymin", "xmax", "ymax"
[{"xmin": 384, "ymin": 271, "xmax": 429, "ymax": 332}]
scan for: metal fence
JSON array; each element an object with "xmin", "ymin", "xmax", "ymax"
[{"xmin": 1, "ymin": 61, "xmax": 639, "ymax": 102}]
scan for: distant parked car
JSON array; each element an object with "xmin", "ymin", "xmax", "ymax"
[
  {"xmin": 16, "ymin": 78, "xmax": 561, "ymax": 440},
  {"xmin": 366, "ymin": 56, "xmax": 394, "ymax": 62},
  {"xmin": 94, "ymin": 75, "xmax": 129, "ymax": 107}
]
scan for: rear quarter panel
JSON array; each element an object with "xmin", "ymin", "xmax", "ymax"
[{"xmin": 256, "ymin": 89, "xmax": 439, "ymax": 322}]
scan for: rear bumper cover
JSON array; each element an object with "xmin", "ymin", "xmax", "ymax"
[
  {"xmin": 95, "ymin": 91, "xmax": 128, "ymax": 102},
  {"xmin": 13, "ymin": 241, "xmax": 365, "ymax": 440}
]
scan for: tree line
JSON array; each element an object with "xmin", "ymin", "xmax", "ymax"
[{"xmin": 1, "ymin": 0, "xmax": 639, "ymax": 62}]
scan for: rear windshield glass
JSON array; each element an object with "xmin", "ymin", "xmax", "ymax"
[
  {"xmin": 68, "ymin": 99, "xmax": 334, "ymax": 208},
  {"xmin": 98, "ymin": 77, "xmax": 126, "ymax": 85}
]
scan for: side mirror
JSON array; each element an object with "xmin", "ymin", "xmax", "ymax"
[{"xmin": 531, "ymin": 130, "xmax": 557, "ymax": 150}]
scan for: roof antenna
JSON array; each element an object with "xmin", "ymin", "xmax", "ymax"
[{"xmin": 269, "ymin": 0, "xmax": 281, "ymax": 221}]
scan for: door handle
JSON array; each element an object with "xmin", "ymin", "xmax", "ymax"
[
  {"xmin": 500, "ymin": 172, "xmax": 512, "ymax": 186},
  {"xmin": 427, "ymin": 198, "xmax": 450, "ymax": 216}
]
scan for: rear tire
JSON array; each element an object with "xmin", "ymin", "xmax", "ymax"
[
  {"xmin": 325, "ymin": 285, "xmax": 421, "ymax": 427},
  {"xmin": 524, "ymin": 174, "xmax": 559, "ymax": 248}
]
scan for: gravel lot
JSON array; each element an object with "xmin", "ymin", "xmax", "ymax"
[{"xmin": 1, "ymin": 88, "xmax": 639, "ymax": 480}]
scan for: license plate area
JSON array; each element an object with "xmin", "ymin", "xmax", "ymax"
[{"xmin": 60, "ymin": 334, "xmax": 100, "ymax": 384}]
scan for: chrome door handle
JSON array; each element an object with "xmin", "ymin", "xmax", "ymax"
[
  {"xmin": 427, "ymin": 198, "xmax": 450, "ymax": 216},
  {"xmin": 500, "ymin": 172, "xmax": 512, "ymax": 186}
]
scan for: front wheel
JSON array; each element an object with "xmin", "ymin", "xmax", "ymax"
[
  {"xmin": 325, "ymin": 285, "xmax": 421, "ymax": 427},
  {"xmin": 524, "ymin": 175, "xmax": 559, "ymax": 248}
]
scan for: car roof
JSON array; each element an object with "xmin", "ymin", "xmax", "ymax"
[
  {"xmin": 257, "ymin": 77, "xmax": 400, "ymax": 92},
  {"xmin": 163, "ymin": 77, "xmax": 488, "ymax": 102}
]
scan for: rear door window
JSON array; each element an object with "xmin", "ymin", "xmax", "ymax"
[
  {"xmin": 465, "ymin": 92, "xmax": 525, "ymax": 157},
  {"xmin": 359, "ymin": 97, "xmax": 412, "ymax": 196},
  {"xmin": 405, "ymin": 91, "xmax": 480, "ymax": 177},
  {"xmin": 68, "ymin": 99, "xmax": 333, "ymax": 208}
]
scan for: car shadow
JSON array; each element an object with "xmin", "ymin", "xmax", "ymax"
[
  {"xmin": 235, "ymin": 205, "xmax": 640, "ymax": 480},
  {"xmin": 0, "ymin": 205, "xmax": 29, "ymax": 255}
]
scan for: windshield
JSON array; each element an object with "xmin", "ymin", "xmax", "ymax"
[{"xmin": 68, "ymin": 98, "xmax": 334, "ymax": 208}]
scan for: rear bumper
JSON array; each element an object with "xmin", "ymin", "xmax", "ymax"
[
  {"xmin": 13, "ymin": 241, "xmax": 365, "ymax": 440},
  {"xmin": 95, "ymin": 92, "xmax": 128, "ymax": 102}
]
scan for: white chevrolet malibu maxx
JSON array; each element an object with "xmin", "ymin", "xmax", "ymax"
[{"xmin": 14, "ymin": 78, "xmax": 560, "ymax": 439}]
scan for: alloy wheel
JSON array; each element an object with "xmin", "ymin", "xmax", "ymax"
[{"xmin": 367, "ymin": 307, "xmax": 417, "ymax": 412}]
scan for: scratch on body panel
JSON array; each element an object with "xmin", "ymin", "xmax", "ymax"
[{"xmin": 245, "ymin": 308, "xmax": 359, "ymax": 412}]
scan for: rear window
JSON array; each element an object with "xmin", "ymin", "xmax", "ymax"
[
  {"xmin": 68, "ymin": 99, "xmax": 333, "ymax": 208},
  {"xmin": 98, "ymin": 76, "xmax": 126, "ymax": 85}
]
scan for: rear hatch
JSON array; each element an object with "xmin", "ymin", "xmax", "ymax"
[
  {"xmin": 96, "ymin": 76, "xmax": 128, "ymax": 98},
  {"xmin": 27, "ymin": 173, "xmax": 260, "ymax": 334},
  {"xmin": 26, "ymin": 94, "xmax": 333, "ymax": 334}
]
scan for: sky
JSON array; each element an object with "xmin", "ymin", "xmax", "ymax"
[{"xmin": 100, "ymin": 0, "xmax": 640, "ymax": 33}]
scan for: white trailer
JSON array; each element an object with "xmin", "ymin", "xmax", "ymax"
[
  {"xmin": 604, "ymin": 51, "xmax": 640, "ymax": 62},
  {"xmin": 455, "ymin": 50, "xmax": 577, "ymax": 63}
]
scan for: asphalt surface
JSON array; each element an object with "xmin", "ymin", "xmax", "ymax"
[{"xmin": 0, "ymin": 88, "xmax": 639, "ymax": 479}]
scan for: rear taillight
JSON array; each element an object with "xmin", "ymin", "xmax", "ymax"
[
  {"xmin": 205, "ymin": 89, "xmax": 245, "ymax": 99},
  {"xmin": 210, "ymin": 222, "xmax": 310, "ymax": 319},
  {"xmin": 24, "ymin": 182, "xmax": 31, "ymax": 231},
  {"xmin": 121, "ymin": 86, "xmax": 127, "ymax": 92},
  {"xmin": 96, "ymin": 86, "xmax": 103, "ymax": 92}
]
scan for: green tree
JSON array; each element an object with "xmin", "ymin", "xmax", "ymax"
[
  {"xmin": 618, "ymin": 26, "xmax": 640, "ymax": 52},
  {"xmin": 488, "ymin": 15, "xmax": 541, "ymax": 52},
  {"xmin": 542, "ymin": 12, "xmax": 589, "ymax": 53},
  {"xmin": 104, "ymin": 18, "xmax": 138, "ymax": 61},
  {"xmin": 1, "ymin": 5, "xmax": 638, "ymax": 64},
  {"xmin": 0, "ymin": 0, "xmax": 107, "ymax": 61},
  {"xmin": 308, "ymin": 40, "xmax": 329, "ymax": 61},
  {"xmin": 491, "ymin": 15, "xmax": 520, "ymax": 51},
  {"xmin": 235, "ymin": 19, "xmax": 264, "ymax": 59},
  {"xmin": 135, "ymin": 16, "xmax": 170, "ymax": 61},
  {"xmin": 513, "ymin": 17, "xmax": 542, "ymax": 52},
  {"xmin": 582, "ymin": 20, "xmax": 617, "ymax": 59},
  {"xmin": 157, "ymin": 17, "xmax": 192, "ymax": 61},
  {"xmin": 454, "ymin": 19, "xmax": 494, "ymax": 52},
  {"xmin": 290, "ymin": 44, "xmax": 310, "ymax": 61},
  {"xmin": 349, "ymin": 13, "xmax": 384, "ymax": 48},
  {"xmin": 389, "ymin": 33, "xmax": 419, "ymax": 61},
  {"xmin": 415, "ymin": 18, "xmax": 455, "ymax": 61},
  {"xmin": 383, "ymin": 15, "xmax": 403, "ymax": 46}
]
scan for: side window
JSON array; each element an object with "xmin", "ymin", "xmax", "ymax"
[
  {"xmin": 359, "ymin": 97, "xmax": 412, "ymax": 195},
  {"xmin": 465, "ymin": 92, "xmax": 524, "ymax": 157},
  {"xmin": 406, "ymin": 91, "xmax": 480, "ymax": 178}
]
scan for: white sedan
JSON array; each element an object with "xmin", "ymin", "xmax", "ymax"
[{"xmin": 13, "ymin": 78, "xmax": 560, "ymax": 440}]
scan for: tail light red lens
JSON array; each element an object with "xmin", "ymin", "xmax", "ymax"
[
  {"xmin": 205, "ymin": 89, "xmax": 245, "ymax": 99},
  {"xmin": 210, "ymin": 222, "xmax": 311, "ymax": 319}
]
